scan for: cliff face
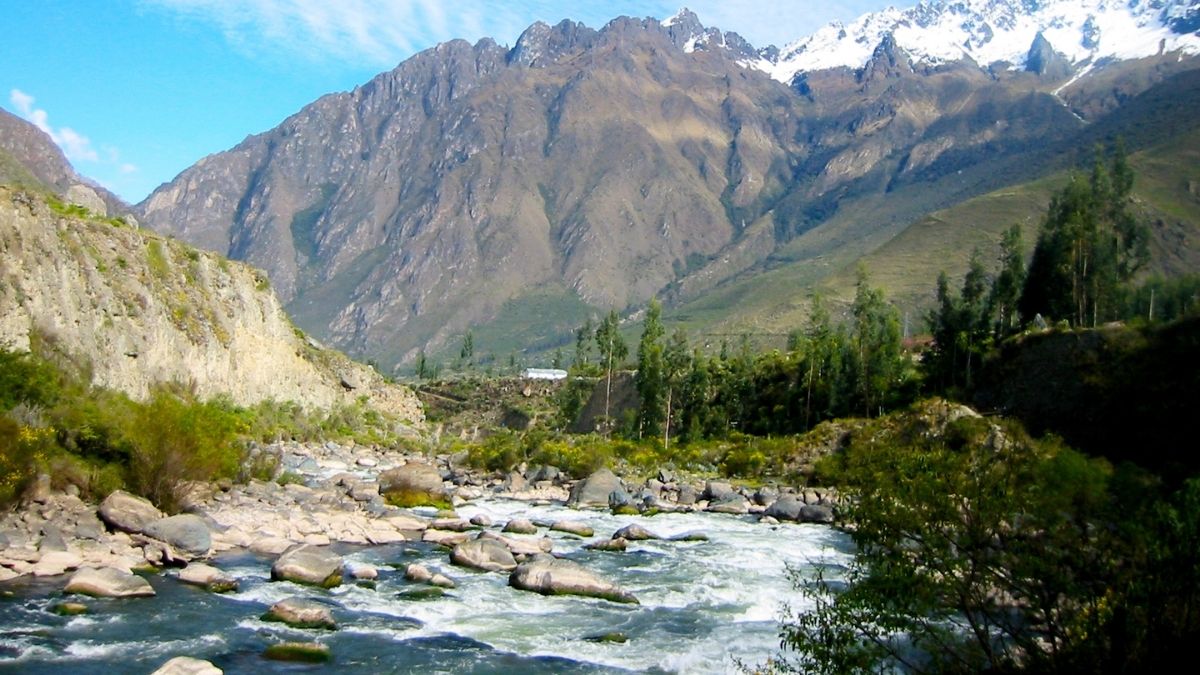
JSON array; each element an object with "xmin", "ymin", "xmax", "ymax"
[{"xmin": 0, "ymin": 186, "xmax": 422, "ymax": 422}]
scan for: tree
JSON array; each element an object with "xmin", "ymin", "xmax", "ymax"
[
  {"xmin": 797, "ymin": 295, "xmax": 845, "ymax": 429},
  {"xmin": 415, "ymin": 350, "xmax": 429, "ymax": 380},
  {"xmin": 552, "ymin": 347, "xmax": 563, "ymax": 370},
  {"xmin": 927, "ymin": 251, "xmax": 991, "ymax": 391},
  {"xmin": 593, "ymin": 310, "xmax": 627, "ymax": 426},
  {"xmin": 635, "ymin": 299, "xmax": 666, "ymax": 438},
  {"xmin": 1020, "ymin": 144, "xmax": 1149, "ymax": 327},
  {"xmin": 459, "ymin": 330, "xmax": 475, "ymax": 367},
  {"xmin": 989, "ymin": 224, "xmax": 1026, "ymax": 336},
  {"xmin": 662, "ymin": 328, "xmax": 692, "ymax": 450},
  {"xmin": 573, "ymin": 317, "xmax": 594, "ymax": 369},
  {"xmin": 846, "ymin": 268, "xmax": 904, "ymax": 416},
  {"xmin": 778, "ymin": 411, "xmax": 1117, "ymax": 674}
]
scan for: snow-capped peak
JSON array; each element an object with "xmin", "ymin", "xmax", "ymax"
[{"xmin": 684, "ymin": 0, "xmax": 1200, "ymax": 84}]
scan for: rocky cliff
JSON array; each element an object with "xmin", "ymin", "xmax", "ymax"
[{"xmin": 0, "ymin": 185, "xmax": 422, "ymax": 421}]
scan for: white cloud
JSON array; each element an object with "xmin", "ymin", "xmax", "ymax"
[{"xmin": 9, "ymin": 89, "xmax": 100, "ymax": 163}]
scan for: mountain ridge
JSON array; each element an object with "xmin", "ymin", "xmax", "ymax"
[{"xmin": 134, "ymin": 1, "xmax": 1200, "ymax": 370}]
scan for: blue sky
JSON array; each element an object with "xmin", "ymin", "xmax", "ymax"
[{"xmin": 2, "ymin": 1, "xmax": 890, "ymax": 204}]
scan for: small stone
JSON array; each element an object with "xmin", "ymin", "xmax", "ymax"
[{"xmin": 51, "ymin": 602, "xmax": 88, "ymax": 616}]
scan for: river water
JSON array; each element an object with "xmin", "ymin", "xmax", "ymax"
[{"xmin": 0, "ymin": 499, "xmax": 852, "ymax": 674}]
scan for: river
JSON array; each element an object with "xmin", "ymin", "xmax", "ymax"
[{"xmin": 0, "ymin": 499, "xmax": 852, "ymax": 674}]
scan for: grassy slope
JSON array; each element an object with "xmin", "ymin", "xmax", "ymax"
[{"xmin": 663, "ymin": 124, "xmax": 1200, "ymax": 346}]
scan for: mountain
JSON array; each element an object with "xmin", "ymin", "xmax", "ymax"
[
  {"xmin": 0, "ymin": 117, "xmax": 422, "ymax": 420},
  {"xmin": 136, "ymin": 1, "xmax": 1200, "ymax": 370},
  {"xmin": 0, "ymin": 107, "xmax": 130, "ymax": 220}
]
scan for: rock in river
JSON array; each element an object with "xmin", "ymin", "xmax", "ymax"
[
  {"xmin": 65, "ymin": 566, "xmax": 155, "ymax": 598},
  {"xmin": 612, "ymin": 524, "xmax": 658, "ymax": 541},
  {"xmin": 271, "ymin": 544, "xmax": 344, "ymax": 588},
  {"xmin": 144, "ymin": 514, "xmax": 211, "ymax": 557},
  {"xmin": 378, "ymin": 462, "xmax": 446, "ymax": 508},
  {"xmin": 509, "ymin": 555, "xmax": 638, "ymax": 604},
  {"xmin": 450, "ymin": 538, "xmax": 517, "ymax": 572},
  {"xmin": 150, "ymin": 656, "xmax": 223, "ymax": 675},
  {"xmin": 263, "ymin": 596, "xmax": 337, "ymax": 629}
]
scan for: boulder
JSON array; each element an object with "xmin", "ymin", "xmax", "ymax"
[
  {"xmin": 263, "ymin": 597, "xmax": 337, "ymax": 629},
  {"xmin": 549, "ymin": 521, "xmax": 594, "ymax": 537},
  {"xmin": 150, "ymin": 656, "xmax": 223, "ymax": 675},
  {"xmin": 98, "ymin": 490, "xmax": 163, "ymax": 534},
  {"xmin": 65, "ymin": 566, "xmax": 155, "ymax": 597},
  {"xmin": 707, "ymin": 494, "xmax": 749, "ymax": 515},
  {"xmin": 450, "ymin": 538, "xmax": 517, "ymax": 572},
  {"xmin": 271, "ymin": 545, "xmax": 343, "ymax": 588},
  {"xmin": 378, "ymin": 462, "xmax": 446, "ymax": 507},
  {"xmin": 702, "ymin": 480, "xmax": 734, "ymax": 501},
  {"xmin": 32, "ymin": 550, "xmax": 83, "ymax": 577},
  {"xmin": 676, "ymin": 484, "xmax": 698, "ymax": 506},
  {"xmin": 509, "ymin": 556, "xmax": 638, "ymax": 604},
  {"xmin": 764, "ymin": 496, "xmax": 804, "ymax": 522},
  {"xmin": 568, "ymin": 468, "xmax": 624, "ymax": 508},
  {"xmin": 178, "ymin": 563, "xmax": 238, "ymax": 593},
  {"xmin": 799, "ymin": 504, "xmax": 835, "ymax": 524},
  {"xmin": 478, "ymin": 531, "xmax": 553, "ymax": 556},
  {"xmin": 430, "ymin": 573, "xmax": 456, "ymax": 588},
  {"xmin": 668, "ymin": 531, "xmax": 709, "ymax": 542},
  {"xmin": 585, "ymin": 538, "xmax": 628, "ymax": 552},
  {"xmin": 502, "ymin": 518, "xmax": 538, "ymax": 535},
  {"xmin": 469, "ymin": 514, "xmax": 493, "ymax": 527},
  {"xmin": 612, "ymin": 524, "xmax": 658, "ymax": 541},
  {"xmin": 144, "ymin": 514, "xmax": 211, "ymax": 557},
  {"xmin": 405, "ymin": 563, "xmax": 433, "ymax": 583},
  {"xmin": 347, "ymin": 562, "xmax": 378, "ymax": 581},
  {"xmin": 753, "ymin": 486, "xmax": 779, "ymax": 506}
]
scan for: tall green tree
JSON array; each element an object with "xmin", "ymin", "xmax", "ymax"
[
  {"xmin": 662, "ymin": 328, "xmax": 692, "ymax": 450},
  {"xmin": 459, "ymin": 329, "xmax": 475, "ymax": 367},
  {"xmin": 846, "ymin": 267, "xmax": 905, "ymax": 416},
  {"xmin": 635, "ymin": 299, "xmax": 666, "ymax": 438},
  {"xmin": 1020, "ymin": 144, "xmax": 1149, "ymax": 326},
  {"xmin": 573, "ymin": 317, "xmax": 594, "ymax": 370},
  {"xmin": 989, "ymin": 224, "xmax": 1026, "ymax": 336},
  {"xmin": 593, "ymin": 310, "xmax": 627, "ymax": 425}
]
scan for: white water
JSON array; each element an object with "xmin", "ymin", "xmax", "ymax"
[{"xmin": 0, "ymin": 498, "xmax": 853, "ymax": 674}]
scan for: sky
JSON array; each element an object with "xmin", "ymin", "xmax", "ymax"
[{"xmin": 1, "ymin": 1, "xmax": 891, "ymax": 204}]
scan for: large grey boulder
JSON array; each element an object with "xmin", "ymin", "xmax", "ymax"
[
  {"xmin": 144, "ymin": 514, "xmax": 211, "ymax": 557},
  {"xmin": 450, "ymin": 538, "xmax": 517, "ymax": 572},
  {"xmin": 568, "ymin": 468, "xmax": 624, "ymax": 508},
  {"xmin": 150, "ymin": 657, "xmax": 223, "ymax": 675},
  {"xmin": 799, "ymin": 504, "xmax": 835, "ymax": 524},
  {"xmin": 763, "ymin": 495, "xmax": 804, "ymax": 521},
  {"xmin": 378, "ymin": 462, "xmax": 446, "ymax": 507},
  {"xmin": 98, "ymin": 490, "xmax": 163, "ymax": 534},
  {"xmin": 502, "ymin": 518, "xmax": 538, "ymax": 535},
  {"xmin": 263, "ymin": 597, "xmax": 337, "ymax": 629},
  {"xmin": 178, "ymin": 563, "xmax": 238, "ymax": 593},
  {"xmin": 270, "ymin": 545, "xmax": 344, "ymax": 588},
  {"xmin": 65, "ymin": 566, "xmax": 155, "ymax": 597},
  {"xmin": 703, "ymin": 480, "xmax": 734, "ymax": 501},
  {"xmin": 509, "ymin": 556, "xmax": 638, "ymax": 604}
]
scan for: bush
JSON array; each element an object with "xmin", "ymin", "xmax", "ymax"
[
  {"xmin": 0, "ymin": 348, "xmax": 60, "ymax": 411},
  {"xmin": 122, "ymin": 390, "xmax": 243, "ymax": 513},
  {"xmin": 0, "ymin": 418, "xmax": 50, "ymax": 507}
]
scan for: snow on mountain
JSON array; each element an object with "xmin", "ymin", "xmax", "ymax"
[{"xmin": 709, "ymin": 0, "xmax": 1200, "ymax": 84}]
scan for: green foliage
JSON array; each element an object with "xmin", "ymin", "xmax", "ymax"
[
  {"xmin": 145, "ymin": 239, "xmax": 170, "ymax": 280},
  {"xmin": 776, "ymin": 407, "xmax": 1200, "ymax": 673},
  {"xmin": 594, "ymin": 309, "xmax": 628, "ymax": 424},
  {"xmin": 0, "ymin": 348, "xmax": 60, "ymax": 411},
  {"xmin": 635, "ymin": 300, "xmax": 666, "ymax": 438},
  {"xmin": 122, "ymin": 390, "xmax": 243, "ymax": 513},
  {"xmin": 1020, "ymin": 143, "xmax": 1150, "ymax": 327}
]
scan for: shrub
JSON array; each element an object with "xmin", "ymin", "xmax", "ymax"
[
  {"xmin": 0, "ymin": 417, "xmax": 50, "ymax": 507},
  {"xmin": 122, "ymin": 390, "xmax": 243, "ymax": 513}
]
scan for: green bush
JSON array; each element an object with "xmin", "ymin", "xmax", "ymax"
[
  {"xmin": 0, "ymin": 348, "xmax": 60, "ymax": 411},
  {"xmin": 122, "ymin": 390, "xmax": 243, "ymax": 513}
]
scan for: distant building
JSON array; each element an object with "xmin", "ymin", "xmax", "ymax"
[{"xmin": 521, "ymin": 368, "xmax": 568, "ymax": 381}]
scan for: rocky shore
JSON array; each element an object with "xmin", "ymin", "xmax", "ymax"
[{"xmin": 0, "ymin": 440, "xmax": 839, "ymax": 670}]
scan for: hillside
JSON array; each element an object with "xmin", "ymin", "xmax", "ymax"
[{"xmin": 0, "ymin": 185, "xmax": 422, "ymax": 420}]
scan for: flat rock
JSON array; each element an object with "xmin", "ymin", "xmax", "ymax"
[
  {"xmin": 478, "ymin": 531, "xmax": 553, "ymax": 556},
  {"xmin": 706, "ymin": 494, "xmax": 749, "ymax": 515},
  {"xmin": 450, "ymin": 538, "xmax": 517, "ymax": 572},
  {"xmin": 98, "ymin": 490, "xmax": 163, "ymax": 534},
  {"xmin": 144, "ymin": 514, "xmax": 211, "ymax": 557},
  {"xmin": 32, "ymin": 550, "xmax": 83, "ymax": 577},
  {"xmin": 271, "ymin": 545, "xmax": 343, "ymax": 588},
  {"xmin": 65, "ymin": 566, "xmax": 155, "ymax": 597},
  {"xmin": 509, "ymin": 556, "xmax": 637, "ymax": 604},
  {"xmin": 585, "ymin": 537, "xmax": 628, "ymax": 552},
  {"xmin": 550, "ymin": 521, "xmax": 594, "ymax": 537},
  {"xmin": 422, "ymin": 529, "xmax": 471, "ymax": 547},
  {"xmin": 150, "ymin": 656, "xmax": 223, "ymax": 675}
]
